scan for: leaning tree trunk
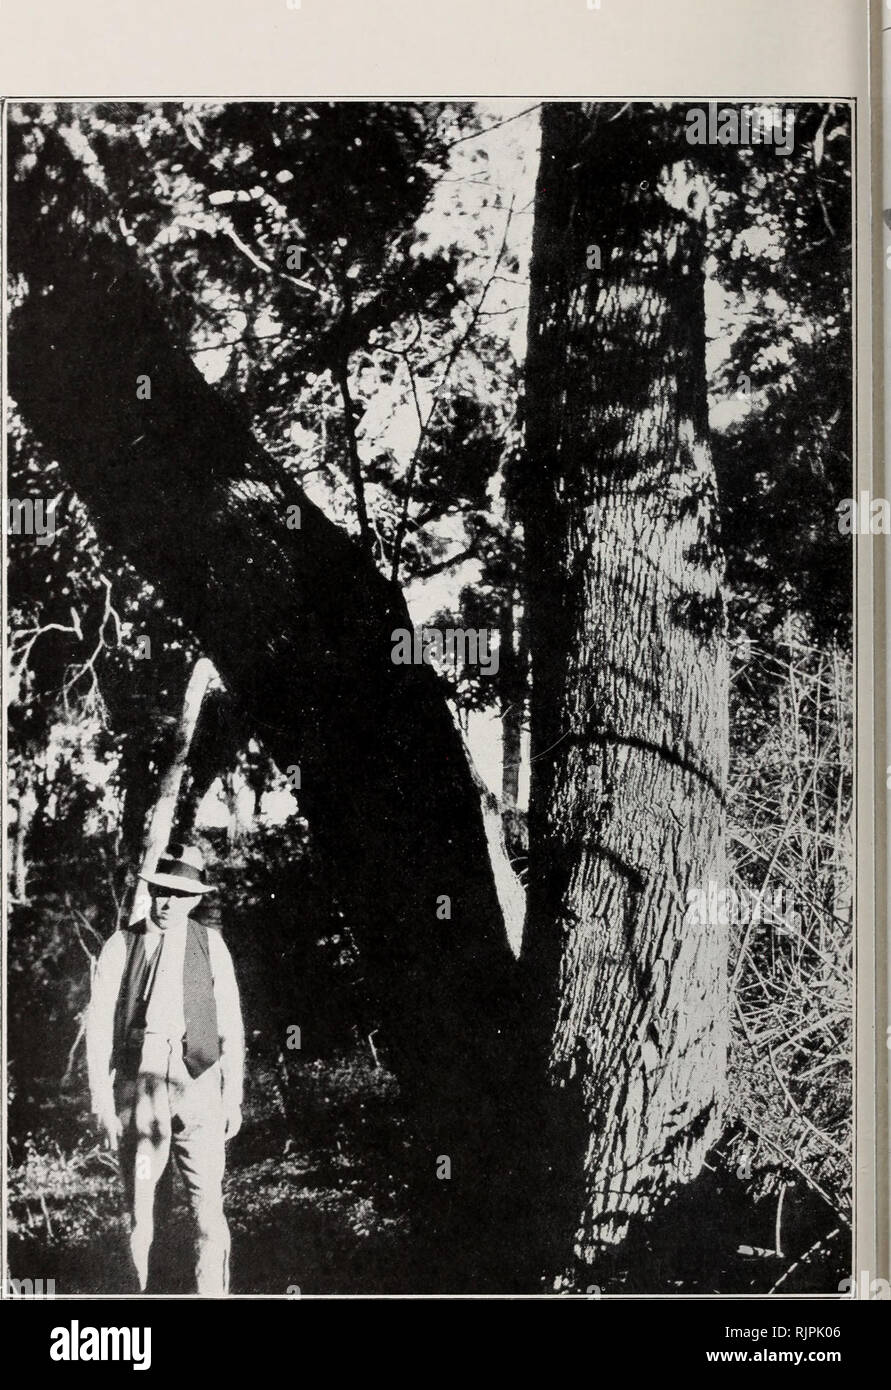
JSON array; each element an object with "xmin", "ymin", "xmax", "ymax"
[
  {"xmin": 8, "ymin": 126, "xmax": 524, "ymax": 1289},
  {"xmin": 520, "ymin": 103, "xmax": 730, "ymax": 1279},
  {"xmin": 129, "ymin": 657, "xmax": 219, "ymax": 923}
]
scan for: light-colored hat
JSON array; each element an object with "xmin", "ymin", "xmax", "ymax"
[{"xmin": 138, "ymin": 842, "xmax": 214, "ymax": 895}]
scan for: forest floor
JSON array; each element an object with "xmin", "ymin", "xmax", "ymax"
[
  {"xmin": 7, "ymin": 1049, "xmax": 848, "ymax": 1297},
  {"xmin": 8, "ymin": 1053, "xmax": 411, "ymax": 1296}
]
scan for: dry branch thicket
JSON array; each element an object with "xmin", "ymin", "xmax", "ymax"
[{"xmin": 727, "ymin": 631, "xmax": 852, "ymax": 1243}]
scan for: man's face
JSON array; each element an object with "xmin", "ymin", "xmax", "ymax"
[{"xmin": 149, "ymin": 885, "xmax": 202, "ymax": 930}]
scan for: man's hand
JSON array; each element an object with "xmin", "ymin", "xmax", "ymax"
[
  {"xmin": 93, "ymin": 1097, "xmax": 122, "ymax": 1153},
  {"xmin": 223, "ymin": 1103, "xmax": 242, "ymax": 1141}
]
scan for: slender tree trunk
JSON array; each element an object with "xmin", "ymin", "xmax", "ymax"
[
  {"xmin": 220, "ymin": 770, "xmax": 254, "ymax": 843},
  {"xmin": 9, "ymin": 128, "xmax": 524, "ymax": 1287},
  {"xmin": 520, "ymin": 103, "xmax": 730, "ymax": 1278},
  {"xmin": 12, "ymin": 777, "xmax": 38, "ymax": 902},
  {"xmin": 129, "ymin": 657, "xmax": 218, "ymax": 923},
  {"xmin": 499, "ymin": 587, "xmax": 523, "ymax": 810},
  {"xmin": 242, "ymin": 745, "xmax": 268, "ymax": 824}
]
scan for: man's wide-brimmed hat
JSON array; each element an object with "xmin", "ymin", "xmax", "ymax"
[{"xmin": 138, "ymin": 842, "xmax": 214, "ymax": 895}]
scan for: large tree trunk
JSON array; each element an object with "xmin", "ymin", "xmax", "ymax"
[
  {"xmin": 520, "ymin": 103, "xmax": 730, "ymax": 1279},
  {"xmin": 8, "ymin": 127, "xmax": 524, "ymax": 1288}
]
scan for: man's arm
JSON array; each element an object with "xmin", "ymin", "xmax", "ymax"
[
  {"xmin": 85, "ymin": 931, "xmax": 126, "ymax": 1145},
  {"xmin": 210, "ymin": 932, "xmax": 245, "ymax": 1133}
]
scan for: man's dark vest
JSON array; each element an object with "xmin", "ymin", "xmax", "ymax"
[{"xmin": 112, "ymin": 917, "xmax": 220, "ymax": 1080}]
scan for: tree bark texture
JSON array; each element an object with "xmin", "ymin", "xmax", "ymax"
[{"xmin": 520, "ymin": 103, "xmax": 730, "ymax": 1271}]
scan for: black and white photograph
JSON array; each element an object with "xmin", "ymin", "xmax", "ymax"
[{"xmin": 4, "ymin": 96, "xmax": 856, "ymax": 1298}]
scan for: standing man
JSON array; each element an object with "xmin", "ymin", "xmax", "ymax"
[{"xmin": 86, "ymin": 842, "xmax": 244, "ymax": 1295}]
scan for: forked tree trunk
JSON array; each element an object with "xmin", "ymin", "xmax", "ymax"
[
  {"xmin": 8, "ymin": 127, "xmax": 523, "ymax": 1288},
  {"xmin": 521, "ymin": 103, "xmax": 730, "ymax": 1276}
]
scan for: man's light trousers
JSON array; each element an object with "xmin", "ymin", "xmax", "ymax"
[{"xmin": 115, "ymin": 1042, "xmax": 230, "ymax": 1295}]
